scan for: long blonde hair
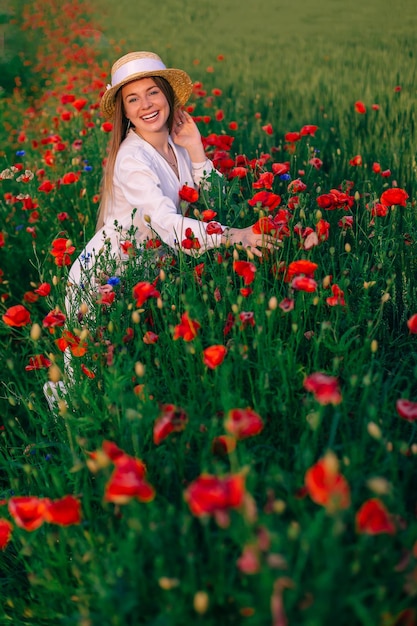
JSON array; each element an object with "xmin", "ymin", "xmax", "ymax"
[{"xmin": 95, "ymin": 76, "xmax": 176, "ymax": 232}]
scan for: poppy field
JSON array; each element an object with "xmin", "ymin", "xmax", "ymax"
[{"xmin": 1, "ymin": 0, "xmax": 417, "ymax": 624}]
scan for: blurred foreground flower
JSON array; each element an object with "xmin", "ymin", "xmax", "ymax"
[
  {"xmin": 396, "ymin": 399, "xmax": 417, "ymax": 422},
  {"xmin": 224, "ymin": 407, "xmax": 264, "ymax": 439},
  {"xmin": 0, "ymin": 519, "xmax": 13, "ymax": 550},
  {"xmin": 153, "ymin": 404, "xmax": 188, "ymax": 445},
  {"xmin": 2, "ymin": 304, "xmax": 31, "ymax": 327},
  {"xmin": 303, "ymin": 372, "xmax": 342, "ymax": 405},
  {"xmin": 8, "ymin": 495, "xmax": 81, "ymax": 531},
  {"xmin": 203, "ymin": 344, "xmax": 227, "ymax": 369},
  {"xmin": 184, "ymin": 472, "xmax": 246, "ymax": 527},
  {"xmin": 88, "ymin": 441, "xmax": 155, "ymax": 505},
  {"xmin": 305, "ymin": 451, "xmax": 351, "ymax": 512},
  {"xmin": 356, "ymin": 498, "xmax": 396, "ymax": 535},
  {"xmin": 173, "ymin": 312, "xmax": 201, "ymax": 341}
]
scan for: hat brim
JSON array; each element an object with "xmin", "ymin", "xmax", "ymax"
[{"xmin": 100, "ymin": 68, "xmax": 193, "ymax": 120}]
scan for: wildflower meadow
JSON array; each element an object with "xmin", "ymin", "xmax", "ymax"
[{"xmin": 1, "ymin": 1, "xmax": 417, "ymax": 624}]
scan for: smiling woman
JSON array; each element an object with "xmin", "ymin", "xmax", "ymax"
[{"xmin": 65, "ymin": 50, "xmax": 273, "ymax": 322}]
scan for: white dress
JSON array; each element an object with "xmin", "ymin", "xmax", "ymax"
[{"xmin": 66, "ymin": 130, "xmax": 223, "ymax": 318}]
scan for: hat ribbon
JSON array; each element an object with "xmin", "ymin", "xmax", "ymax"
[{"xmin": 111, "ymin": 58, "xmax": 167, "ymax": 87}]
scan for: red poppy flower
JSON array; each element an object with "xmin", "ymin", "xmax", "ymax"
[
  {"xmin": 0, "ymin": 519, "xmax": 12, "ymax": 550},
  {"xmin": 248, "ymin": 191, "xmax": 281, "ymax": 212},
  {"xmin": 120, "ymin": 240, "xmax": 134, "ymax": 256},
  {"xmin": 38, "ymin": 180, "xmax": 54, "ymax": 193},
  {"xmin": 288, "ymin": 179, "xmax": 307, "ymax": 193},
  {"xmin": 201, "ymin": 209, "xmax": 217, "ymax": 222},
  {"xmin": 239, "ymin": 311, "xmax": 255, "ymax": 329},
  {"xmin": 43, "ymin": 308, "xmax": 66, "ymax": 328},
  {"xmin": 372, "ymin": 162, "xmax": 382, "ymax": 174},
  {"xmin": 272, "ymin": 162, "xmax": 290, "ymax": 176},
  {"xmin": 262, "ymin": 123, "xmax": 274, "ymax": 135},
  {"xmin": 349, "ymin": 155, "xmax": 362, "ymax": 166},
  {"xmin": 104, "ymin": 455, "xmax": 155, "ymax": 504},
  {"xmin": 285, "ymin": 131, "xmax": 301, "ymax": 143},
  {"xmin": 179, "ymin": 185, "xmax": 199, "ymax": 203},
  {"xmin": 43, "ymin": 495, "xmax": 81, "ymax": 526},
  {"xmin": 304, "ymin": 372, "xmax": 342, "ymax": 405},
  {"xmin": 34, "ymin": 282, "xmax": 51, "ymax": 296},
  {"xmin": 354, "ymin": 101, "xmax": 366, "ymax": 114},
  {"xmin": 338, "ymin": 215, "xmax": 354, "ymax": 229},
  {"xmin": 396, "ymin": 399, "xmax": 417, "ymax": 422},
  {"xmin": 229, "ymin": 121, "xmax": 238, "ymax": 131},
  {"xmin": 101, "ymin": 122, "xmax": 113, "ymax": 132},
  {"xmin": 203, "ymin": 344, "xmax": 227, "ymax": 369},
  {"xmin": 229, "ymin": 166, "xmax": 248, "ymax": 179},
  {"xmin": 286, "ymin": 259, "xmax": 318, "ymax": 281},
  {"xmin": 300, "ymin": 125, "xmax": 319, "ymax": 137},
  {"xmin": 8, "ymin": 496, "xmax": 47, "ymax": 531},
  {"xmin": 206, "ymin": 221, "xmax": 223, "ymax": 235},
  {"xmin": 309, "ymin": 157, "xmax": 323, "ymax": 170},
  {"xmin": 380, "ymin": 187, "xmax": 409, "ymax": 207},
  {"xmin": 291, "ymin": 276, "xmax": 317, "ymax": 293},
  {"xmin": 50, "ymin": 238, "xmax": 75, "ymax": 266},
  {"xmin": 55, "ymin": 330, "xmax": 87, "ymax": 357},
  {"xmin": 25, "ymin": 354, "xmax": 52, "ymax": 371},
  {"xmin": 2, "ymin": 304, "xmax": 31, "ymax": 327},
  {"xmin": 132, "ymin": 281, "xmax": 160, "ymax": 307},
  {"xmin": 369, "ymin": 202, "xmax": 388, "ymax": 217},
  {"xmin": 72, "ymin": 98, "xmax": 88, "ymax": 112},
  {"xmin": 182, "ymin": 228, "xmax": 201, "ymax": 250},
  {"xmin": 407, "ymin": 314, "xmax": 417, "ymax": 333},
  {"xmin": 279, "ymin": 298, "xmax": 294, "ymax": 312},
  {"xmin": 252, "ymin": 216, "xmax": 277, "ymax": 235},
  {"xmin": 326, "ymin": 284, "xmax": 346, "ymax": 306},
  {"xmin": 173, "ymin": 312, "xmax": 201, "ymax": 341},
  {"xmin": 153, "ymin": 403, "xmax": 188, "ymax": 445},
  {"xmin": 184, "ymin": 473, "xmax": 246, "ymax": 517},
  {"xmin": 143, "ymin": 330, "xmax": 159, "ymax": 344},
  {"xmin": 233, "ymin": 260, "xmax": 257, "ymax": 285},
  {"xmin": 61, "ymin": 172, "xmax": 80, "ymax": 185},
  {"xmin": 305, "ymin": 452, "xmax": 350, "ymax": 511},
  {"xmin": 356, "ymin": 498, "xmax": 396, "ymax": 535},
  {"xmin": 224, "ymin": 407, "xmax": 264, "ymax": 439},
  {"xmin": 253, "ymin": 172, "xmax": 274, "ymax": 190},
  {"xmin": 316, "ymin": 218, "xmax": 330, "ymax": 241}
]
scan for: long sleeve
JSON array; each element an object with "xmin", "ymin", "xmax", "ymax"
[{"xmin": 111, "ymin": 136, "xmax": 224, "ymax": 254}]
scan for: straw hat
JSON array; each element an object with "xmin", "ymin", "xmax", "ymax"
[{"xmin": 100, "ymin": 51, "xmax": 194, "ymax": 119}]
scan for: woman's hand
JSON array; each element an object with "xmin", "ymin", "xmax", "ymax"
[
  {"xmin": 171, "ymin": 110, "xmax": 207, "ymax": 162},
  {"xmin": 222, "ymin": 225, "xmax": 276, "ymax": 258}
]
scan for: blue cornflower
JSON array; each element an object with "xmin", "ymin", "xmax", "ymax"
[
  {"xmin": 280, "ymin": 173, "xmax": 291, "ymax": 181},
  {"xmin": 107, "ymin": 276, "xmax": 120, "ymax": 286},
  {"xmin": 16, "ymin": 150, "xmax": 25, "ymax": 157}
]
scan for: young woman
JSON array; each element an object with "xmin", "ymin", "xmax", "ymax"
[
  {"xmin": 65, "ymin": 50, "xmax": 269, "ymax": 318},
  {"xmin": 47, "ymin": 50, "xmax": 271, "ymax": 410}
]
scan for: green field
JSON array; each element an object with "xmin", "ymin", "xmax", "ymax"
[{"xmin": 0, "ymin": 1, "xmax": 417, "ymax": 624}]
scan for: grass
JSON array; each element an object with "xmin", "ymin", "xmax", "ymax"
[{"xmin": 0, "ymin": 0, "xmax": 417, "ymax": 624}]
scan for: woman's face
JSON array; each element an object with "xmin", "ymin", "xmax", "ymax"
[{"xmin": 122, "ymin": 77, "xmax": 171, "ymax": 138}]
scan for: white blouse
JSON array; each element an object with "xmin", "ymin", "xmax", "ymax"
[{"xmin": 67, "ymin": 130, "xmax": 223, "ymax": 297}]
